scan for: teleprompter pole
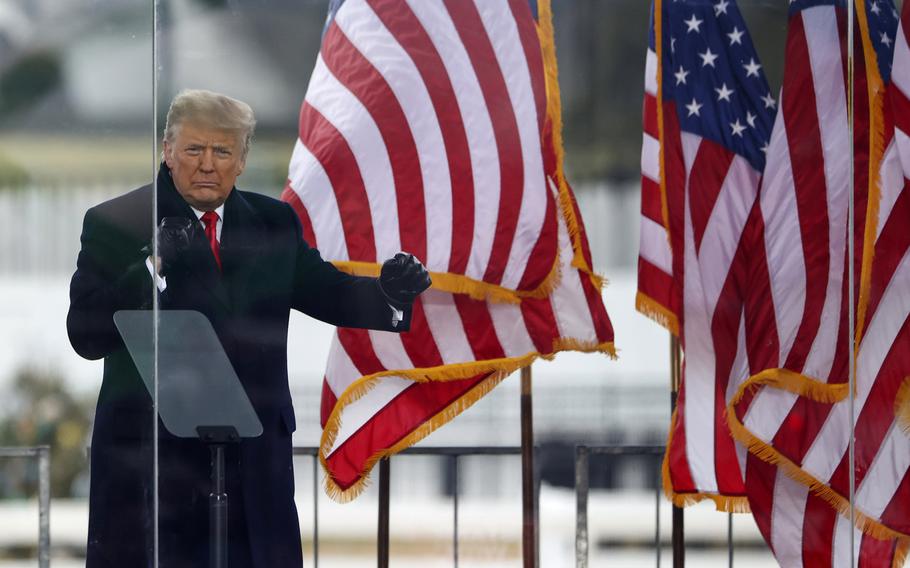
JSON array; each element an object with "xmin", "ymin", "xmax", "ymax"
[
  {"xmin": 521, "ymin": 366, "xmax": 538, "ymax": 568},
  {"xmin": 670, "ymin": 335, "xmax": 684, "ymax": 567},
  {"xmin": 378, "ymin": 457, "xmax": 390, "ymax": 568}
]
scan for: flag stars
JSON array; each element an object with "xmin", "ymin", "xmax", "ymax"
[
  {"xmin": 685, "ymin": 14, "xmax": 704, "ymax": 33},
  {"xmin": 671, "ymin": 36, "xmax": 677, "ymax": 53},
  {"xmin": 761, "ymin": 92, "xmax": 776, "ymax": 109},
  {"xmin": 715, "ymin": 83, "xmax": 734, "ymax": 102},
  {"xmin": 699, "ymin": 48, "xmax": 719, "ymax": 67},
  {"xmin": 743, "ymin": 58, "xmax": 762, "ymax": 77},
  {"xmin": 761, "ymin": 142, "xmax": 769, "ymax": 154},
  {"xmin": 674, "ymin": 65, "xmax": 690, "ymax": 85},
  {"xmin": 686, "ymin": 98, "xmax": 703, "ymax": 117},
  {"xmin": 870, "ymin": 1, "xmax": 880, "ymax": 15},
  {"xmin": 746, "ymin": 111, "xmax": 757, "ymax": 128},
  {"xmin": 881, "ymin": 32, "xmax": 892, "ymax": 48},
  {"xmin": 727, "ymin": 26, "xmax": 744, "ymax": 46},
  {"xmin": 730, "ymin": 119, "xmax": 746, "ymax": 137},
  {"xmin": 714, "ymin": 0, "xmax": 729, "ymax": 16}
]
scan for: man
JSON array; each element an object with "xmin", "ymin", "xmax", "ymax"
[{"xmin": 67, "ymin": 89, "xmax": 430, "ymax": 567}]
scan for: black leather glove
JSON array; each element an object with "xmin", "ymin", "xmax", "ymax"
[
  {"xmin": 378, "ymin": 252, "xmax": 431, "ymax": 308},
  {"xmin": 156, "ymin": 217, "xmax": 193, "ymax": 277}
]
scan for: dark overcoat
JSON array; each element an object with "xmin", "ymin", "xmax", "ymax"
[{"xmin": 67, "ymin": 164, "xmax": 409, "ymax": 567}]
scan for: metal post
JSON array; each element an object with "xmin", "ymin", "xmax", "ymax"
[
  {"xmin": 521, "ymin": 366, "xmax": 537, "ymax": 568},
  {"xmin": 655, "ymin": 460, "xmax": 661, "ymax": 568},
  {"xmin": 728, "ymin": 512, "xmax": 733, "ymax": 567},
  {"xmin": 209, "ymin": 444, "xmax": 228, "ymax": 568},
  {"xmin": 37, "ymin": 446, "xmax": 50, "ymax": 568},
  {"xmin": 452, "ymin": 455, "xmax": 459, "ymax": 567},
  {"xmin": 575, "ymin": 446, "xmax": 589, "ymax": 568},
  {"xmin": 378, "ymin": 457, "xmax": 390, "ymax": 568},
  {"xmin": 313, "ymin": 456, "xmax": 319, "ymax": 568},
  {"xmin": 670, "ymin": 335, "xmax": 684, "ymax": 567}
]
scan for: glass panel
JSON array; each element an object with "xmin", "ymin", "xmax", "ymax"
[{"xmin": 0, "ymin": 1, "xmax": 156, "ymax": 567}]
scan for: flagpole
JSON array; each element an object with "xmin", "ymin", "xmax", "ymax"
[
  {"xmin": 378, "ymin": 457, "xmax": 390, "ymax": 568},
  {"xmin": 670, "ymin": 335, "xmax": 684, "ymax": 567},
  {"xmin": 521, "ymin": 365, "xmax": 538, "ymax": 567}
]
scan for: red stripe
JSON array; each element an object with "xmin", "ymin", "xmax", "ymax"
[
  {"xmin": 663, "ymin": 102, "xmax": 687, "ymax": 339},
  {"xmin": 578, "ymin": 270, "xmax": 613, "ymax": 345},
  {"xmin": 637, "ymin": 257, "xmax": 675, "ymax": 318},
  {"xmin": 326, "ymin": 374, "xmax": 490, "ymax": 490},
  {"xmin": 298, "ymin": 103, "xmax": 377, "ymax": 262},
  {"xmin": 368, "ymin": 0, "xmax": 474, "ymax": 275},
  {"xmin": 903, "ymin": 1, "xmax": 910, "ymax": 43},
  {"xmin": 321, "ymin": 22, "xmax": 428, "ymax": 262},
  {"xmin": 867, "ymin": 184, "xmax": 910, "ymax": 323},
  {"xmin": 445, "ymin": 0, "xmax": 525, "ymax": 286},
  {"xmin": 281, "ymin": 183, "xmax": 317, "ymax": 249},
  {"xmin": 858, "ymin": 535, "xmax": 898, "ymax": 568},
  {"xmin": 517, "ymin": 188, "xmax": 557, "ymax": 290},
  {"xmin": 508, "ymin": 0, "xmax": 547, "ymax": 133},
  {"xmin": 880, "ymin": 467, "xmax": 910, "ymax": 534},
  {"xmin": 320, "ymin": 377, "xmax": 337, "ymax": 429},
  {"xmin": 780, "ymin": 14, "xmax": 831, "ymax": 372},
  {"xmin": 891, "ymin": 86, "xmax": 910, "ymax": 141},
  {"xmin": 396, "ymin": 297, "xmax": 444, "ymax": 368},
  {"xmin": 641, "ymin": 177, "xmax": 664, "ymax": 224},
  {"xmin": 667, "ymin": 387, "xmax": 697, "ymax": 493},
  {"xmin": 744, "ymin": 454, "xmax": 776, "ymax": 555},
  {"xmin": 336, "ymin": 328, "xmax": 386, "ymax": 377},
  {"xmin": 688, "ymin": 140, "xmax": 735, "ymax": 254},
  {"xmin": 520, "ymin": 295, "xmax": 560, "ymax": 355},
  {"xmin": 801, "ymin": 492, "xmax": 837, "ymax": 567},
  {"xmin": 453, "ymin": 294, "xmax": 507, "ymax": 361},
  {"xmin": 710, "ymin": 241, "xmax": 748, "ymax": 495},
  {"xmin": 643, "ymin": 94, "xmax": 659, "ymax": 138}
]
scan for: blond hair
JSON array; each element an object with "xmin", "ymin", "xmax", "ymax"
[{"xmin": 163, "ymin": 89, "xmax": 256, "ymax": 159}]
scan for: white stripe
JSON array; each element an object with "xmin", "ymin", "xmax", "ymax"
[
  {"xmin": 802, "ymin": 249, "xmax": 910, "ymax": 480},
  {"xmin": 743, "ymin": 388, "xmax": 798, "ymax": 444},
  {"xmin": 770, "ymin": 472, "xmax": 809, "ymax": 568},
  {"xmin": 696, "ymin": 156, "xmax": 759, "ymax": 310},
  {"xmin": 475, "ymin": 0, "xmax": 548, "ymax": 290},
  {"xmin": 287, "ymin": 139, "xmax": 350, "ymax": 261},
  {"xmin": 891, "ymin": 20, "xmax": 910, "ymax": 97},
  {"xmin": 327, "ymin": 376, "xmax": 413, "ymax": 456},
  {"xmin": 303, "ymin": 55, "xmax": 400, "ymax": 258},
  {"xmin": 731, "ymin": 314, "xmax": 750, "ymax": 477},
  {"xmin": 549, "ymin": 212, "xmax": 596, "ymax": 342},
  {"xmin": 801, "ymin": 6, "xmax": 849, "ymax": 382},
  {"xmin": 639, "ymin": 216, "xmax": 673, "ymax": 274},
  {"xmin": 489, "ymin": 301, "xmax": 536, "ymax": 357},
  {"xmin": 645, "ymin": 49, "xmax": 658, "ymax": 96},
  {"xmin": 831, "ymin": 515, "xmax": 862, "ymax": 568},
  {"xmin": 760, "ymin": 99, "xmax": 805, "ymax": 365},
  {"xmin": 856, "ymin": 422, "xmax": 910, "ymax": 519},
  {"xmin": 368, "ymin": 329, "xmax": 415, "ymax": 371},
  {"xmin": 682, "ymin": 152, "xmax": 718, "ymax": 492},
  {"xmin": 335, "ymin": 2, "xmax": 452, "ymax": 268},
  {"xmin": 641, "ymin": 132, "xmax": 661, "ymax": 183},
  {"xmin": 420, "ymin": 290, "xmax": 476, "ymax": 364},
  {"xmin": 896, "ymin": 129, "xmax": 910, "ymax": 186},
  {"xmin": 877, "ymin": 140, "xmax": 902, "ymax": 241},
  {"xmin": 408, "ymin": 0, "xmax": 499, "ymax": 282},
  {"xmin": 325, "ymin": 335, "xmax": 363, "ymax": 399}
]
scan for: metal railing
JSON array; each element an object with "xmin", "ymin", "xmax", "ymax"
[
  {"xmin": 575, "ymin": 444, "xmax": 736, "ymax": 568},
  {"xmin": 0, "ymin": 446, "xmax": 51, "ymax": 568}
]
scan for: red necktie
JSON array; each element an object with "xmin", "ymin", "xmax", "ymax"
[{"xmin": 201, "ymin": 211, "xmax": 222, "ymax": 271}]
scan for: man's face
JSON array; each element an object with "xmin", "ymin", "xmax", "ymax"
[{"xmin": 163, "ymin": 122, "xmax": 245, "ymax": 211}]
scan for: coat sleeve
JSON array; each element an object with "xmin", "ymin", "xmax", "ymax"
[
  {"xmin": 67, "ymin": 207, "xmax": 155, "ymax": 360},
  {"xmin": 286, "ymin": 205, "xmax": 412, "ymax": 332}
]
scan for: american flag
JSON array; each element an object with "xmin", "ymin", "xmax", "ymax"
[
  {"xmin": 282, "ymin": 0, "xmax": 614, "ymax": 499},
  {"xmin": 727, "ymin": 0, "xmax": 910, "ymax": 564},
  {"xmin": 638, "ymin": 0, "xmax": 774, "ymax": 509}
]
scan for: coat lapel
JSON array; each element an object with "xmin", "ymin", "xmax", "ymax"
[{"xmin": 155, "ymin": 164, "xmax": 232, "ymax": 311}]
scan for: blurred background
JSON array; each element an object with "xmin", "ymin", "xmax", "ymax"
[{"xmin": 0, "ymin": 0, "xmax": 801, "ymax": 566}]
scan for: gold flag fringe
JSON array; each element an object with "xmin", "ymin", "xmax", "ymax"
[
  {"xmin": 895, "ymin": 377, "xmax": 910, "ymax": 435},
  {"xmin": 320, "ymin": 341, "xmax": 616, "ymax": 502},
  {"xmin": 660, "ymin": 407, "xmax": 750, "ymax": 512},
  {"xmin": 894, "ymin": 539, "xmax": 910, "ymax": 568},
  {"xmin": 332, "ymin": 259, "xmax": 561, "ymax": 305},
  {"xmin": 854, "ymin": 0, "xmax": 888, "ymax": 349},
  {"xmin": 636, "ymin": 292, "xmax": 680, "ymax": 337},
  {"xmin": 727, "ymin": 372, "xmax": 910, "ymax": 543}
]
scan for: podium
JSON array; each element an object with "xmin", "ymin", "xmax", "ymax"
[{"xmin": 114, "ymin": 309, "xmax": 263, "ymax": 568}]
